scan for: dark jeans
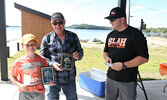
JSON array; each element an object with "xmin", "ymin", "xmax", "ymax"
[{"xmin": 47, "ymin": 80, "xmax": 78, "ymax": 100}]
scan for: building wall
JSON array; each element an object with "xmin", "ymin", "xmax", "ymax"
[{"xmin": 22, "ymin": 11, "xmax": 53, "ymax": 48}]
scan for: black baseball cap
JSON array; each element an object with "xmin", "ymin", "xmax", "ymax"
[
  {"xmin": 105, "ymin": 7, "xmax": 126, "ymax": 20},
  {"xmin": 51, "ymin": 12, "xmax": 65, "ymax": 22}
]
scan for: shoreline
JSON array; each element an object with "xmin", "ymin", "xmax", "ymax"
[
  {"xmin": 81, "ymin": 37, "xmax": 167, "ymax": 48},
  {"xmin": 7, "ymin": 38, "xmax": 20, "ymax": 43},
  {"xmin": 6, "ymin": 37, "xmax": 167, "ymax": 56}
]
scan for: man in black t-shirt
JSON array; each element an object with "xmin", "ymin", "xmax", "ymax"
[{"xmin": 103, "ymin": 7, "xmax": 149, "ymax": 100}]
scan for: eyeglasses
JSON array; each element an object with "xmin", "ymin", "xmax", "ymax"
[
  {"xmin": 110, "ymin": 18, "xmax": 117, "ymax": 22},
  {"xmin": 24, "ymin": 43, "xmax": 37, "ymax": 47},
  {"xmin": 52, "ymin": 21, "xmax": 64, "ymax": 25}
]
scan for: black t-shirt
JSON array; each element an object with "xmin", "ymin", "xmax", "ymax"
[{"xmin": 104, "ymin": 26, "xmax": 149, "ymax": 82}]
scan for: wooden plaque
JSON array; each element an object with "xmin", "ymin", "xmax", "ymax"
[
  {"xmin": 60, "ymin": 53, "xmax": 74, "ymax": 70},
  {"xmin": 41, "ymin": 67, "xmax": 54, "ymax": 85}
]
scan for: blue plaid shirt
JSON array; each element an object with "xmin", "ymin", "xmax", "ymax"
[{"xmin": 40, "ymin": 29, "xmax": 83, "ymax": 83}]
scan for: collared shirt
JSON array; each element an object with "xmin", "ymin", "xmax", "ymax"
[{"xmin": 40, "ymin": 29, "xmax": 83, "ymax": 83}]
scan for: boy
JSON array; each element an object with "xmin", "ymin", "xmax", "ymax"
[{"xmin": 11, "ymin": 34, "xmax": 55, "ymax": 100}]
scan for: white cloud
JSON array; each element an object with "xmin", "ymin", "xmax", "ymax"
[
  {"xmin": 4, "ymin": 0, "xmax": 167, "ymax": 28},
  {"xmin": 134, "ymin": 5, "xmax": 145, "ymax": 9},
  {"xmin": 150, "ymin": 9, "xmax": 167, "ymax": 15}
]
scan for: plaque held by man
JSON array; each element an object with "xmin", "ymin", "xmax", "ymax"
[{"xmin": 60, "ymin": 53, "xmax": 74, "ymax": 70}]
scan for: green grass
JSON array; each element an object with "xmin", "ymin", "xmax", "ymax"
[
  {"xmin": 138, "ymin": 42, "xmax": 167, "ymax": 80},
  {"xmin": 6, "ymin": 39, "xmax": 167, "ymax": 81},
  {"xmin": 75, "ymin": 47, "xmax": 107, "ymax": 81}
]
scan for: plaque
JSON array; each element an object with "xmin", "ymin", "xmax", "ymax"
[
  {"xmin": 60, "ymin": 53, "xmax": 74, "ymax": 70},
  {"xmin": 41, "ymin": 67, "xmax": 54, "ymax": 85}
]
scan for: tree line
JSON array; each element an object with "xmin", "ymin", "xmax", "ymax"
[
  {"xmin": 66, "ymin": 24, "xmax": 112, "ymax": 30},
  {"xmin": 144, "ymin": 28, "xmax": 167, "ymax": 33},
  {"xmin": 67, "ymin": 24, "xmax": 167, "ymax": 34}
]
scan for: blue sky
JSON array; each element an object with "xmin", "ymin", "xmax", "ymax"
[{"xmin": 5, "ymin": 0, "xmax": 167, "ymax": 28}]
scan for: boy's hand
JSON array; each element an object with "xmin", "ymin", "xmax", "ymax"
[
  {"xmin": 20, "ymin": 84, "xmax": 28, "ymax": 92},
  {"xmin": 48, "ymin": 81, "xmax": 56, "ymax": 86}
]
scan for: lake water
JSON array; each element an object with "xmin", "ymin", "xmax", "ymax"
[
  {"xmin": 6, "ymin": 26, "xmax": 111, "ymax": 42},
  {"xmin": 6, "ymin": 26, "xmax": 22, "ymax": 41},
  {"xmin": 67, "ymin": 28, "xmax": 110, "ymax": 42}
]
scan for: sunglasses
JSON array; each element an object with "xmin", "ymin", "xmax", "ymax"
[
  {"xmin": 24, "ymin": 43, "xmax": 37, "ymax": 47},
  {"xmin": 110, "ymin": 18, "xmax": 117, "ymax": 22},
  {"xmin": 52, "ymin": 21, "xmax": 64, "ymax": 25}
]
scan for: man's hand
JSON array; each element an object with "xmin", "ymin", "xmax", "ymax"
[
  {"xmin": 105, "ymin": 57, "xmax": 112, "ymax": 64},
  {"xmin": 73, "ymin": 51, "xmax": 79, "ymax": 60},
  {"xmin": 112, "ymin": 62, "xmax": 123, "ymax": 71},
  {"xmin": 53, "ymin": 62, "xmax": 63, "ymax": 71},
  {"xmin": 103, "ymin": 52, "xmax": 112, "ymax": 64},
  {"xmin": 48, "ymin": 81, "xmax": 56, "ymax": 86}
]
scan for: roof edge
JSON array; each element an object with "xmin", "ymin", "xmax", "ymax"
[{"xmin": 14, "ymin": 2, "xmax": 51, "ymax": 20}]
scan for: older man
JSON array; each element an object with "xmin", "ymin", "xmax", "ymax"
[{"xmin": 40, "ymin": 12, "xmax": 83, "ymax": 100}]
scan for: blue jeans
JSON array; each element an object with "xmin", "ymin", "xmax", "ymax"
[{"xmin": 47, "ymin": 80, "xmax": 78, "ymax": 100}]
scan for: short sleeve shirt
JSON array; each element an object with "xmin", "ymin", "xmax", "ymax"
[
  {"xmin": 11, "ymin": 54, "xmax": 48, "ymax": 93},
  {"xmin": 104, "ymin": 26, "xmax": 149, "ymax": 82}
]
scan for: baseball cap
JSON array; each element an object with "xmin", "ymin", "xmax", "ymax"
[
  {"xmin": 105, "ymin": 7, "xmax": 126, "ymax": 20},
  {"xmin": 51, "ymin": 12, "xmax": 65, "ymax": 22},
  {"xmin": 21, "ymin": 34, "xmax": 38, "ymax": 45}
]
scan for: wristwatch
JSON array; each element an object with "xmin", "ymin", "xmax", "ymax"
[{"xmin": 122, "ymin": 62, "xmax": 127, "ymax": 70}]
